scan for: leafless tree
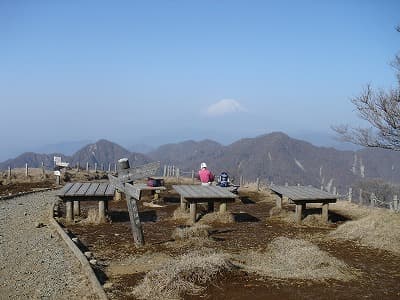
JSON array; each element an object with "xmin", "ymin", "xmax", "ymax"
[{"xmin": 333, "ymin": 26, "xmax": 400, "ymax": 150}]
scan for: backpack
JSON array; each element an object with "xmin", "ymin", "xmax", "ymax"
[
  {"xmin": 219, "ymin": 172, "xmax": 229, "ymax": 187},
  {"xmin": 147, "ymin": 177, "xmax": 164, "ymax": 187}
]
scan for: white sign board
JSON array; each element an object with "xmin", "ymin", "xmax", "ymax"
[{"xmin": 54, "ymin": 170, "xmax": 61, "ymax": 176}]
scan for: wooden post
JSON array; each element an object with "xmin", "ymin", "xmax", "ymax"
[
  {"xmin": 322, "ymin": 202, "xmax": 329, "ymax": 223},
  {"xmin": 240, "ymin": 175, "xmax": 244, "ymax": 186},
  {"xmin": 98, "ymin": 200, "xmax": 106, "ymax": 222},
  {"xmin": 393, "ymin": 195, "xmax": 399, "ymax": 211},
  {"xmin": 163, "ymin": 165, "xmax": 167, "ymax": 177},
  {"xmin": 114, "ymin": 163, "xmax": 117, "ymax": 173},
  {"xmin": 25, "ymin": 163, "xmax": 28, "ymax": 177},
  {"xmin": 108, "ymin": 163, "xmax": 111, "ymax": 173},
  {"xmin": 180, "ymin": 195, "xmax": 186, "ymax": 211},
  {"xmin": 219, "ymin": 201, "xmax": 227, "ymax": 213},
  {"xmin": 256, "ymin": 178, "xmax": 260, "ymax": 191},
  {"xmin": 295, "ymin": 203, "xmax": 303, "ymax": 224},
  {"xmin": 370, "ymin": 193, "xmax": 376, "ymax": 207},
  {"xmin": 101, "ymin": 163, "xmax": 104, "ymax": 171},
  {"xmin": 126, "ymin": 195, "xmax": 144, "ymax": 246},
  {"xmin": 41, "ymin": 162, "xmax": 45, "ymax": 176},
  {"xmin": 276, "ymin": 196, "xmax": 283, "ymax": 209},
  {"xmin": 73, "ymin": 200, "xmax": 80, "ymax": 216},
  {"xmin": 56, "ymin": 175, "xmax": 61, "ymax": 185},
  {"xmin": 8, "ymin": 166, "xmax": 11, "ymax": 178},
  {"xmin": 191, "ymin": 170, "xmax": 195, "ymax": 183},
  {"xmin": 176, "ymin": 168, "xmax": 180, "ymax": 180},
  {"xmin": 66, "ymin": 200, "xmax": 73, "ymax": 222},
  {"xmin": 86, "ymin": 162, "xmax": 89, "ymax": 173},
  {"xmin": 359, "ymin": 189, "xmax": 363, "ymax": 205},
  {"xmin": 332, "ymin": 186, "xmax": 337, "ymax": 195},
  {"xmin": 114, "ymin": 190, "xmax": 122, "ymax": 201},
  {"xmin": 348, "ymin": 187, "xmax": 352, "ymax": 202},
  {"xmin": 190, "ymin": 202, "xmax": 197, "ymax": 223},
  {"xmin": 94, "ymin": 163, "xmax": 98, "ymax": 173}
]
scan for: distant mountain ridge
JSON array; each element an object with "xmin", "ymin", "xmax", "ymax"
[{"xmin": 2, "ymin": 132, "xmax": 400, "ymax": 192}]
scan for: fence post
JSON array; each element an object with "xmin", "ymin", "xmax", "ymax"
[
  {"xmin": 394, "ymin": 195, "xmax": 399, "ymax": 211},
  {"xmin": 163, "ymin": 165, "xmax": 167, "ymax": 177},
  {"xmin": 359, "ymin": 189, "xmax": 363, "ymax": 205},
  {"xmin": 114, "ymin": 163, "xmax": 117, "ymax": 173},
  {"xmin": 370, "ymin": 193, "xmax": 376, "ymax": 207},
  {"xmin": 176, "ymin": 168, "xmax": 180, "ymax": 179},
  {"xmin": 41, "ymin": 162, "xmax": 45, "ymax": 176},
  {"xmin": 256, "ymin": 178, "xmax": 260, "ymax": 191},
  {"xmin": 191, "ymin": 170, "xmax": 195, "ymax": 183},
  {"xmin": 8, "ymin": 166, "xmax": 11, "ymax": 178},
  {"xmin": 25, "ymin": 163, "xmax": 28, "ymax": 177},
  {"xmin": 94, "ymin": 163, "xmax": 98, "ymax": 173},
  {"xmin": 86, "ymin": 162, "xmax": 89, "ymax": 173},
  {"xmin": 348, "ymin": 187, "xmax": 352, "ymax": 202},
  {"xmin": 108, "ymin": 163, "xmax": 111, "ymax": 173},
  {"xmin": 332, "ymin": 186, "xmax": 337, "ymax": 195}
]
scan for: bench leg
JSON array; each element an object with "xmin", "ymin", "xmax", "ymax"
[
  {"xmin": 66, "ymin": 200, "xmax": 73, "ymax": 222},
  {"xmin": 295, "ymin": 204, "xmax": 303, "ymax": 224},
  {"xmin": 276, "ymin": 196, "xmax": 283, "ymax": 209},
  {"xmin": 180, "ymin": 196, "xmax": 187, "ymax": 211},
  {"xmin": 73, "ymin": 200, "xmax": 80, "ymax": 217},
  {"xmin": 219, "ymin": 201, "xmax": 227, "ymax": 213},
  {"xmin": 207, "ymin": 201, "xmax": 214, "ymax": 212},
  {"xmin": 99, "ymin": 200, "xmax": 106, "ymax": 223},
  {"xmin": 322, "ymin": 203, "xmax": 329, "ymax": 223},
  {"xmin": 114, "ymin": 190, "xmax": 122, "ymax": 201},
  {"xmin": 190, "ymin": 202, "xmax": 197, "ymax": 223}
]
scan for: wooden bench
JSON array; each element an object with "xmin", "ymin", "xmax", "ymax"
[
  {"xmin": 173, "ymin": 185, "xmax": 238, "ymax": 223},
  {"xmin": 57, "ymin": 182, "xmax": 115, "ymax": 222},
  {"xmin": 269, "ymin": 185, "xmax": 338, "ymax": 224}
]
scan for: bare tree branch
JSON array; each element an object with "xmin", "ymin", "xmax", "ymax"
[{"xmin": 333, "ymin": 27, "xmax": 400, "ymax": 150}]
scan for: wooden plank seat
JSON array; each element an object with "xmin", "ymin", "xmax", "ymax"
[
  {"xmin": 269, "ymin": 185, "xmax": 338, "ymax": 224},
  {"xmin": 173, "ymin": 185, "xmax": 238, "ymax": 223},
  {"xmin": 57, "ymin": 182, "xmax": 115, "ymax": 222}
]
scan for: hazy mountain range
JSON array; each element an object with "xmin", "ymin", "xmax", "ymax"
[{"xmin": 2, "ymin": 132, "xmax": 400, "ymax": 192}]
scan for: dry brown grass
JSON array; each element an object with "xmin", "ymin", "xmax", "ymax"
[
  {"xmin": 82, "ymin": 208, "xmax": 100, "ymax": 224},
  {"xmin": 329, "ymin": 209, "xmax": 400, "ymax": 254},
  {"xmin": 171, "ymin": 224, "xmax": 211, "ymax": 240},
  {"xmin": 131, "ymin": 250, "xmax": 233, "ymax": 300},
  {"xmin": 171, "ymin": 207, "xmax": 190, "ymax": 221},
  {"xmin": 198, "ymin": 211, "xmax": 235, "ymax": 224},
  {"xmin": 235, "ymin": 236, "xmax": 358, "ymax": 281}
]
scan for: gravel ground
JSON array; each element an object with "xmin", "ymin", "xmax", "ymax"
[{"xmin": 0, "ymin": 190, "xmax": 98, "ymax": 299}]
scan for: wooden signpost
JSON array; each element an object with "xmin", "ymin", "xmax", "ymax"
[
  {"xmin": 117, "ymin": 161, "xmax": 161, "ymax": 183},
  {"xmin": 108, "ymin": 174, "xmax": 144, "ymax": 246}
]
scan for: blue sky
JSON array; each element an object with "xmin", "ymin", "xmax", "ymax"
[{"xmin": 0, "ymin": 0, "xmax": 399, "ymax": 160}]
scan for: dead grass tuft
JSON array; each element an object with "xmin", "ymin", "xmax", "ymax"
[
  {"xmin": 329, "ymin": 210, "xmax": 400, "ymax": 254},
  {"xmin": 82, "ymin": 208, "xmax": 100, "ymax": 224},
  {"xmin": 171, "ymin": 207, "xmax": 190, "ymax": 221},
  {"xmin": 171, "ymin": 224, "xmax": 211, "ymax": 240},
  {"xmin": 198, "ymin": 211, "xmax": 235, "ymax": 224},
  {"xmin": 236, "ymin": 236, "xmax": 358, "ymax": 281},
  {"xmin": 131, "ymin": 250, "xmax": 233, "ymax": 300}
]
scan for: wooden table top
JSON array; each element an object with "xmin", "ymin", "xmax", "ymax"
[
  {"xmin": 57, "ymin": 182, "xmax": 115, "ymax": 197},
  {"xmin": 172, "ymin": 185, "xmax": 238, "ymax": 199},
  {"xmin": 269, "ymin": 185, "xmax": 338, "ymax": 202}
]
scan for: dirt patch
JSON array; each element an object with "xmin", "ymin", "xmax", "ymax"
[{"xmin": 61, "ymin": 185, "xmax": 400, "ymax": 299}]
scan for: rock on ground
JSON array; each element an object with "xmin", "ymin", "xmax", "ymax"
[{"xmin": 0, "ymin": 190, "xmax": 98, "ymax": 299}]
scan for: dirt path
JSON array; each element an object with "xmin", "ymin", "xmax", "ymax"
[{"xmin": 0, "ymin": 191, "xmax": 99, "ymax": 299}]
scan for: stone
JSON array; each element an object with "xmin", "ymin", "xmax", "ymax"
[
  {"xmin": 84, "ymin": 251, "xmax": 93, "ymax": 259},
  {"xmin": 89, "ymin": 259, "xmax": 97, "ymax": 265}
]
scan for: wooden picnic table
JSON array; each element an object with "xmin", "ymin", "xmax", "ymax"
[
  {"xmin": 173, "ymin": 185, "xmax": 238, "ymax": 223},
  {"xmin": 57, "ymin": 182, "xmax": 115, "ymax": 222},
  {"xmin": 269, "ymin": 185, "xmax": 338, "ymax": 224}
]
